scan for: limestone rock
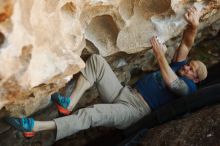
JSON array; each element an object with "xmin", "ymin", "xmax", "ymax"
[{"xmin": 0, "ymin": 0, "xmax": 219, "ymax": 116}]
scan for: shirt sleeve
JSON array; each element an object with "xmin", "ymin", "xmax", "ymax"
[{"xmin": 169, "ymin": 78, "xmax": 189, "ymax": 96}]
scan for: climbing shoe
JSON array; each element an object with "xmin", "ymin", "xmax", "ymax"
[
  {"xmin": 6, "ymin": 117, "xmax": 35, "ymax": 138},
  {"xmin": 51, "ymin": 93, "xmax": 71, "ymax": 116}
]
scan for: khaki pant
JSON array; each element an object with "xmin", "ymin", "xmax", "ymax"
[{"xmin": 54, "ymin": 54, "xmax": 151, "ymax": 141}]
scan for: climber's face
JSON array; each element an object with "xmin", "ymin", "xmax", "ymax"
[{"xmin": 178, "ymin": 61, "xmax": 199, "ymax": 83}]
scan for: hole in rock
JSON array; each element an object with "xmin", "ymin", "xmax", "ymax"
[{"xmin": 85, "ymin": 15, "xmax": 119, "ymax": 55}]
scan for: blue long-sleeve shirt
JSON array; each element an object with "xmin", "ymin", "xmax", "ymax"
[{"xmin": 135, "ymin": 61, "xmax": 197, "ymax": 110}]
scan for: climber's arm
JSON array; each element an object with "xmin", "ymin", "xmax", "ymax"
[
  {"xmin": 151, "ymin": 37, "xmax": 178, "ymax": 87},
  {"xmin": 151, "ymin": 37, "xmax": 189, "ymax": 96},
  {"xmin": 173, "ymin": 7, "xmax": 201, "ymax": 62}
]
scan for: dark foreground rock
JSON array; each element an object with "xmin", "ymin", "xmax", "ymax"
[{"xmin": 132, "ymin": 104, "xmax": 220, "ymax": 146}]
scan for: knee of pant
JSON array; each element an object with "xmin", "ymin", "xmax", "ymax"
[
  {"xmin": 89, "ymin": 54, "xmax": 106, "ymax": 66},
  {"xmin": 90, "ymin": 54, "xmax": 102, "ymax": 61}
]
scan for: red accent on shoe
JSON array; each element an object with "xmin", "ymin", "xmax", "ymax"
[
  {"xmin": 23, "ymin": 132, "xmax": 35, "ymax": 138},
  {"xmin": 55, "ymin": 103, "xmax": 71, "ymax": 116}
]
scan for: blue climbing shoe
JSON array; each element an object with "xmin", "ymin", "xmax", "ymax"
[
  {"xmin": 51, "ymin": 93, "xmax": 71, "ymax": 115},
  {"xmin": 6, "ymin": 117, "xmax": 35, "ymax": 138}
]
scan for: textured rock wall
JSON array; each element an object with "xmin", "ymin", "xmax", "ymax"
[{"xmin": 0, "ymin": 0, "xmax": 219, "ymax": 116}]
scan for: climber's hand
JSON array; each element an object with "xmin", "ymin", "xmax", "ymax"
[
  {"xmin": 184, "ymin": 6, "xmax": 201, "ymax": 29},
  {"xmin": 150, "ymin": 36, "xmax": 167, "ymax": 56}
]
